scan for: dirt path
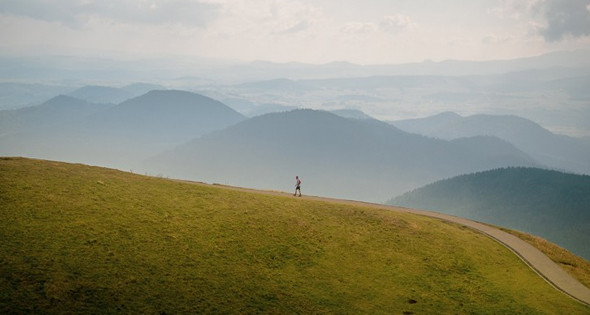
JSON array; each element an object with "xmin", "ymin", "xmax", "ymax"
[{"xmin": 175, "ymin": 180, "xmax": 590, "ymax": 306}]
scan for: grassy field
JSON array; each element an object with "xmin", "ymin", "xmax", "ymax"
[{"xmin": 1, "ymin": 157, "xmax": 589, "ymax": 314}]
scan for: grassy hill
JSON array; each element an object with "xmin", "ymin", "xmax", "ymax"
[{"xmin": 1, "ymin": 158, "xmax": 589, "ymax": 314}]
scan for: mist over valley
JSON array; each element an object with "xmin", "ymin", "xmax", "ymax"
[{"xmin": 2, "ymin": 51, "xmax": 590, "ymax": 205}]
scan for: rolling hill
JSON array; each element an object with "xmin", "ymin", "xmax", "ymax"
[
  {"xmin": 391, "ymin": 112, "xmax": 590, "ymax": 175},
  {"xmin": 389, "ymin": 167, "xmax": 590, "ymax": 260},
  {"xmin": 147, "ymin": 109, "xmax": 540, "ymax": 202},
  {"xmin": 0, "ymin": 95, "xmax": 111, "ymax": 137},
  {"xmin": 0, "ymin": 90, "xmax": 245, "ymax": 169},
  {"xmin": 1, "ymin": 157, "xmax": 588, "ymax": 314},
  {"xmin": 82, "ymin": 89, "xmax": 245, "ymax": 144}
]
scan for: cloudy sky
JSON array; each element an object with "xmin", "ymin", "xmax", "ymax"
[{"xmin": 1, "ymin": 0, "xmax": 589, "ymax": 64}]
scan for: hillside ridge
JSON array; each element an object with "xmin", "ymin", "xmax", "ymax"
[
  {"xmin": 1, "ymin": 157, "xmax": 589, "ymax": 313},
  {"xmin": 174, "ymin": 177, "xmax": 590, "ymax": 306}
]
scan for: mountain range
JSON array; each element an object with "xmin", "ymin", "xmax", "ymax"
[
  {"xmin": 212, "ymin": 59, "xmax": 590, "ymax": 139},
  {"xmin": 2, "ymin": 50, "xmax": 589, "ymax": 84},
  {"xmin": 389, "ymin": 167, "xmax": 590, "ymax": 260},
  {"xmin": 221, "ymin": 50, "xmax": 590, "ymax": 81},
  {"xmin": 2, "ymin": 50, "xmax": 589, "ymax": 139},
  {"xmin": 147, "ymin": 109, "xmax": 539, "ymax": 202},
  {"xmin": 0, "ymin": 90, "xmax": 245, "ymax": 169},
  {"xmin": 391, "ymin": 112, "xmax": 590, "ymax": 175},
  {"xmin": 4, "ymin": 88, "xmax": 588, "ymax": 204},
  {"xmin": 0, "ymin": 95, "xmax": 111, "ymax": 137}
]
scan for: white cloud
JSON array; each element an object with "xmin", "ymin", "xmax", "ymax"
[
  {"xmin": 277, "ymin": 20, "xmax": 310, "ymax": 34},
  {"xmin": 209, "ymin": 0, "xmax": 324, "ymax": 36},
  {"xmin": 1, "ymin": 0, "xmax": 589, "ymax": 64},
  {"xmin": 482, "ymin": 33, "xmax": 515, "ymax": 44},
  {"xmin": 379, "ymin": 14, "xmax": 415, "ymax": 33},
  {"xmin": 339, "ymin": 15, "xmax": 414, "ymax": 35},
  {"xmin": 340, "ymin": 22, "xmax": 378, "ymax": 34},
  {"xmin": 488, "ymin": 0, "xmax": 537, "ymax": 20}
]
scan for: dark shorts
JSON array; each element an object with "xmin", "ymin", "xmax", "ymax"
[{"xmin": 296, "ymin": 186, "xmax": 301, "ymax": 190}]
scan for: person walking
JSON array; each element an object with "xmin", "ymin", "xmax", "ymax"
[{"xmin": 294, "ymin": 176, "xmax": 302, "ymax": 197}]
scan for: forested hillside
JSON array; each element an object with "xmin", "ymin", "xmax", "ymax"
[{"xmin": 390, "ymin": 167, "xmax": 590, "ymax": 260}]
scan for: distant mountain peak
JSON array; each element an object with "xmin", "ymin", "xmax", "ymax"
[
  {"xmin": 45, "ymin": 94, "xmax": 86, "ymax": 104},
  {"xmin": 113, "ymin": 90, "xmax": 246, "ymax": 121},
  {"xmin": 37, "ymin": 95, "xmax": 102, "ymax": 111},
  {"xmin": 434, "ymin": 111, "xmax": 462, "ymax": 119},
  {"xmin": 129, "ymin": 89, "xmax": 233, "ymax": 107},
  {"xmin": 330, "ymin": 109, "xmax": 374, "ymax": 120},
  {"xmin": 141, "ymin": 89, "xmax": 190, "ymax": 97},
  {"xmin": 391, "ymin": 112, "xmax": 590, "ymax": 175}
]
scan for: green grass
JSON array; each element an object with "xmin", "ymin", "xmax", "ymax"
[{"xmin": 1, "ymin": 157, "xmax": 589, "ymax": 314}]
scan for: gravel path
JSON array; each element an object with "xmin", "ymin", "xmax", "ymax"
[{"xmin": 394, "ymin": 205, "xmax": 590, "ymax": 306}]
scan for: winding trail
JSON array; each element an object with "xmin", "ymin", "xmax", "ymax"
[{"xmin": 177, "ymin": 180, "xmax": 590, "ymax": 306}]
